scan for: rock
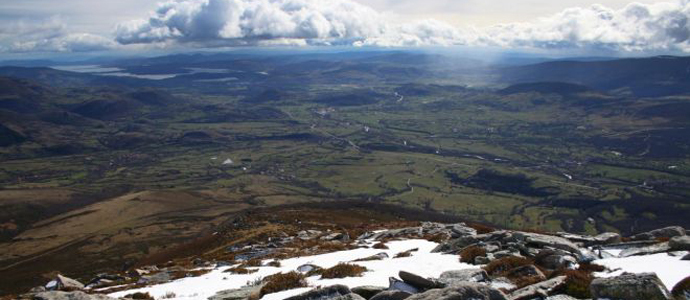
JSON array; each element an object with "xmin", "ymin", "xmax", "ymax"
[
  {"xmin": 557, "ymin": 232, "xmax": 621, "ymax": 246},
  {"xmin": 432, "ymin": 236, "xmax": 480, "ymax": 253},
  {"xmin": 475, "ymin": 256, "xmax": 492, "ymax": 264},
  {"xmin": 536, "ymin": 251, "xmax": 578, "ymax": 270},
  {"xmin": 670, "ymin": 236, "xmax": 690, "ymax": 251},
  {"xmin": 405, "ymin": 283, "xmax": 509, "ymax": 300},
  {"xmin": 490, "ymin": 278, "xmax": 517, "ymax": 291},
  {"xmin": 620, "ymin": 242, "xmax": 671, "ymax": 257},
  {"xmin": 322, "ymin": 232, "xmax": 350, "ymax": 242},
  {"xmin": 369, "ymin": 290, "xmax": 412, "ymax": 300},
  {"xmin": 545, "ymin": 295, "xmax": 579, "ymax": 300},
  {"xmin": 388, "ymin": 277, "xmax": 419, "ymax": 294},
  {"xmin": 505, "ymin": 265, "xmax": 546, "ymax": 281},
  {"xmin": 590, "ymin": 272, "xmax": 671, "ymax": 300},
  {"xmin": 439, "ymin": 269, "xmax": 490, "ymax": 284},
  {"xmin": 284, "ymin": 285, "xmax": 356, "ymax": 300},
  {"xmin": 493, "ymin": 250, "xmax": 523, "ymax": 260},
  {"xmin": 45, "ymin": 275, "xmax": 85, "ymax": 291},
  {"xmin": 399, "ymin": 271, "xmax": 443, "ymax": 290},
  {"xmin": 513, "ymin": 232, "xmax": 582, "ymax": 256},
  {"xmin": 508, "ymin": 276, "xmax": 567, "ymax": 300},
  {"xmin": 631, "ymin": 226, "xmax": 686, "ymax": 241},
  {"xmin": 30, "ymin": 286, "xmax": 47, "ymax": 293},
  {"xmin": 351, "ymin": 286, "xmax": 387, "ymax": 299},
  {"xmin": 137, "ymin": 271, "xmax": 171, "ymax": 284},
  {"xmin": 450, "ymin": 224, "xmax": 477, "ymax": 238},
  {"xmin": 354, "ymin": 252, "xmax": 389, "ymax": 262},
  {"xmin": 209, "ymin": 285, "xmax": 262, "ymax": 300},
  {"xmin": 33, "ymin": 291, "xmax": 115, "ymax": 300},
  {"xmin": 297, "ymin": 264, "xmax": 321, "ymax": 274},
  {"xmin": 297, "ymin": 230, "xmax": 323, "ymax": 240},
  {"xmin": 595, "ymin": 232, "xmax": 622, "ymax": 244},
  {"xmin": 682, "ymin": 253, "xmax": 690, "ymax": 261}
]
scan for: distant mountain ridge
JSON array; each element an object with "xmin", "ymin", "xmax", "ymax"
[{"xmin": 500, "ymin": 55, "xmax": 690, "ymax": 97}]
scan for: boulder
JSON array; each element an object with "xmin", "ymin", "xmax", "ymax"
[
  {"xmin": 557, "ymin": 232, "xmax": 621, "ymax": 246},
  {"xmin": 432, "ymin": 236, "xmax": 480, "ymax": 253},
  {"xmin": 45, "ymin": 275, "xmax": 85, "ymax": 291},
  {"xmin": 590, "ymin": 272, "xmax": 671, "ymax": 300},
  {"xmin": 450, "ymin": 224, "xmax": 477, "ymax": 238},
  {"xmin": 475, "ymin": 256, "xmax": 492, "ymax": 265},
  {"xmin": 439, "ymin": 269, "xmax": 490, "ymax": 284},
  {"xmin": 284, "ymin": 285, "xmax": 357, "ymax": 300},
  {"xmin": 536, "ymin": 251, "xmax": 578, "ymax": 270},
  {"xmin": 405, "ymin": 283, "xmax": 509, "ymax": 300},
  {"xmin": 297, "ymin": 264, "xmax": 321, "ymax": 274},
  {"xmin": 389, "ymin": 277, "xmax": 419, "ymax": 294},
  {"xmin": 508, "ymin": 276, "xmax": 566, "ymax": 300},
  {"xmin": 545, "ymin": 295, "xmax": 579, "ymax": 300},
  {"xmin": 595, "ymin": 232, "xmax": 622, "ymax": 245},
  {"xmin": 631, "ymin": 226, "xmax": 686, "ymax": 241},
  {"xmin": 33, "ymin": 291, "xmax": 115, "ymax": 300},
  {"xmin": 351, "ymin": 286, "xmax": 387, "ymax": 299},
  {"xmin": 669, "ymin": 236, "xmax": 690, "ymax": 251},
  {"xmin": 513, "ymin": 232, "xmax": 582, "ymax": 256},
  {"xmin": 354, "ymin": 252, "xmax": 389, "ymax": 262},
  {"xmin": 208, "ymin": 284, "xmax": 262, "ymax": 300},
  {"xmin": 399, "ymin": 271, "xmax": 443, "ymax": 290},
  {"xmin": 619, "ymin": 242, "xmax": 671, "ymax": 257},
  {"xmin": 369, "ymin": 290, "xmax": 412, "ymax": 300}
]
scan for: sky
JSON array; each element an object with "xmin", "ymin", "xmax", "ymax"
[{"xmin": 1, "ymin": 0, "xmax": 689, "ymax": 56}]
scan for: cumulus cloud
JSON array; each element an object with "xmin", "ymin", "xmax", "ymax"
[
  {"xmin": 482, "ymin": 1, "xmax": 690, "ymax": 52},
  {"xmin": 114, "ymin": 0, "xmax": 473, "ymax": 47},
  {"xmin": 113, "ymin": 0, "xmax": 690, "ymax": 53},
  {"xmin": 0, "ymin": 17, "xmax": 115, "ymax": 53}
]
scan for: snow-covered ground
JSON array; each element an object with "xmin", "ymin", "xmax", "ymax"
[
  {"xmin": 108, "ymin": 239, "xmax": 689, "ymax": 300},
  {"xmin": 594, "ymin": 251, "xmax": 690, "ymax": 290},
  {"xmin": 109, "ymin": 239, "xmax": 473, "ymax": 300}
]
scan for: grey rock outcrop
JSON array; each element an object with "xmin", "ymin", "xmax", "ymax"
[
  {"xmin": 33, "ymin": 291, "xmax": 115, "ymax": 300},
  {"xmin": 508, "ymin": 276, "xmax": 566, "ymax": 300},
  {"xmin": 631, "ymin": 226, "xmax": 686, "ymax": 241},
  {"xmin": 590, "ymin": 272, "xmax": 671, "ymax": 300},
  {"xmin": 369, "ymin": 290, "xmax": 412, "ymax": 300},
  {"xmin": 284, "ymin": 285, "xmax": 361, "ymax": 300},
  {"xmin": 351, "ymin": 286, "xmax": 387, "ymax": 299},
  {"xmin": 439, "ymin": 269, "xmax": 490, "ymax": 284},
  {"xmin": 398, "ymin": 271, "xmax": 444, "ymax": 290},
  {"xmin": 405, "ymin": 283, "xmax": 508, "ymax": 300},
  {"xmin": 669, "ymin": 235, "xmax": 690, "ymax": 251}
]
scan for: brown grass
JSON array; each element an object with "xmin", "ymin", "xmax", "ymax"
[
  {"xmin": 423, "ymin": 233, "xmax": 448, "ymax": 243},
  {"xmin": 578, "ymin": 263, "xmax": 606, "ymax": 273},
  {"xmin": 224, "ymin": 267, "xmax": 258, "ymax": 274},
  {"xmin": 459, "ymin": 245, "xmax": 487, "ymax": 263},
  {"xmin": 260, "ymin": 272, "xmax": 307, "ymax": 297},
  {"xmin": 467, "ymin": 222, "xmax": 496, "ymax": 234},
  {"xmin": 551, "ymin": 269, "xmax": 593, "ymax": 299},
  {"xmin": 483, "ymin": 256, "xmax": 533, "ymax": 276},
  {"xmin": 656, "ymin": 237, "xmax": 671, "ymax": 243},
  {"xmin": 242, "ymin": 258, "xmax": 263, "ymax": 267},
  {"xmin": 512, "ymin": 275, "xmax": 547, "ymax": 289},
  {"xmin": 125, "ymin": 292, "xmax": 155, "ymax": 300},
  {"xmin": 267, "ymin": 260, "xmax": 281, "ymax": 267},
  {"xmin": 671, "ymin": 276, "xmax": 690, "ymax": 299},
  {"xmin": 320, "ymin": 263, "xmax": 367, "ymax": 279}
]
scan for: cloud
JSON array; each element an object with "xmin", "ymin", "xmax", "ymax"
[
  {"xmin": 482, "ymin": 1, "xmax": 690, "ymax": 52},
  {"xmin": 113, "ymin": 0, "xmax": 690, "ymax": 53},
  {"xmin": 0, "ymin": 17, "xmax": 115, "ymax": 53}
]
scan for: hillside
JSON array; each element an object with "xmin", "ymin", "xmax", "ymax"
[{"xmin": 6, "ymin": 204, "xmax": 689, "ymax": 300}]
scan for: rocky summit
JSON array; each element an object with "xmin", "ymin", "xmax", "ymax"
[{"xmin": 10, "ymin": 222, "xmax": 690, "ymax": 300}]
